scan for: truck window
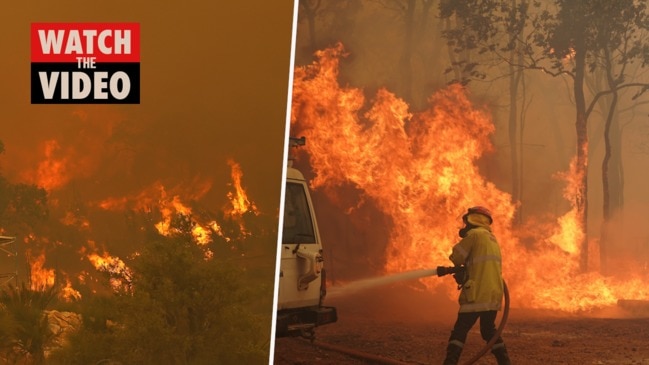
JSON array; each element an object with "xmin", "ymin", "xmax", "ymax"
[{"xmin": 282, "ymin": 182, "xmax": 316, "ymax": 244}]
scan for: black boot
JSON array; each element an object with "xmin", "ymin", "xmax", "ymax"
[
  {"xmin": 442, "ymin": 342, "xmax": 463, "ymax": 365},
  {"xmin": 491, "ymin": 343, "xmax": 512, "ymax": 365}
]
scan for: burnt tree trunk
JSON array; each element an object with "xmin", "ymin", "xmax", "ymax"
[
  {"xmin": 600, "ymin": 46, "xmax": 620, "ymax": 275},
  {"xmin": 399, "ymin": 0, "xmax": 416, "ymax": 103},
  {"xmin": 300, "ymin": 0, "xmax": 321, "ymax": 53},
  {"xmin": 574, "ymin": 39, "xmax": 589, "ymax": 273},
  {"xmin": 509, "ymin": 0, "xmax": 527, "ymax": 226}
]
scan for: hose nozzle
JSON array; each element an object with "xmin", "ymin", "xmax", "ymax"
[{"xmin": 436, "ymin": 266, "xmax": 463, "ymax": 277}]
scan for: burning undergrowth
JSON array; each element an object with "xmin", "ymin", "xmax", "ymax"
[
  {"xmin": 289, "ymin": 43, "xmax": 649, "ymax": 314},
  {"xmin": 0, "ymin": 112, "xmax": 282, "ymax": 362},
  {"xmin": 0, "ymin": 123, "xmax": 277, "ymax": 301}
]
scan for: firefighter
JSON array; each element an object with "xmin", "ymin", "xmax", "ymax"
[{"xmin": 442, "ymin": 206, "xmax": 511, "ymax": 365}]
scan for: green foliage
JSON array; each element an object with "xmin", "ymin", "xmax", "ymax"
[
  {"xmin": 439, "ymin": 0, "xmax": 522, "ymax": 83},
  {"xmin": 0, "ymin": 306, "xmax": 18, "ymax": 349},
  {"xmin": 53, "ymin": 234, "xmax": 271, "ymax": 365},
  {"xmin": 47, "ymin": 295, "xmax": 121, "ymax": 365},
  {"xmin": 117, "ymin": 236, "xmax": 269, "ymax": 364},
  {"xmin": 0, "ymin": 178, "xmax": 49, "ymax": 233},
  {"xmin": 0, "ymin": 142, "xmax": 49, "ymax": 237},
  {"xmin": 440, "ymin": 0, "xmax": 649, "ymax": 85},
  {"xmin": 0, "ymin": 283, "xmax": 59, "ymax": 364},
  {"xmin": 538, "ymin": 0, "xmax": 649, "ymax": 75}
]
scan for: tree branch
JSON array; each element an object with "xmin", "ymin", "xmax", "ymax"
[{"xmin": 586, "ymin": 82, "xmax": 649, "ymax": 118}]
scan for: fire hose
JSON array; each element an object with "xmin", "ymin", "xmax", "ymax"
[
  {"xmin": 437, "ymin": 266, "xmax": 510, "ymax": 365},
  {"xmin": 309, "ymin": 267, "xmax": 509, "ymax": 364}
]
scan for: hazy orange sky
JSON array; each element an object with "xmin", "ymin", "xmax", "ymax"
[{"xmin": 0, "ymin": 0, "xmax": 295, "ymax": 212}]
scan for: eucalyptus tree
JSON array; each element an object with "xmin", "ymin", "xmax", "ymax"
[{"xmin": 440, "ymin": 0, "xmax": 649, "ymax": 271}]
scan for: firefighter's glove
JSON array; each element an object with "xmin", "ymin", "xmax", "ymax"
[{"xmin": 452, "ymin": 266, "xmax": 467, "ymax": 289}]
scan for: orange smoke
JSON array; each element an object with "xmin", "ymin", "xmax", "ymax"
[
  {"xmin": 290, "ymin": 44, "xmax": 649, "ymax": 312},
  {"xmin": 26, "ymin": 140, "xmax": 70, "ymax": 191},
  {"xmin": 22, "ymin": 137, "xmax": 102, "ymax": 192}
]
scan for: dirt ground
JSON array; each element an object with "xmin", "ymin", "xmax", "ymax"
[{"xmin": 273, "ymin": 283, "xmax": 649, "ymax": 365}]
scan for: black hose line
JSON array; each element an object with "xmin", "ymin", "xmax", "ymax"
[{"xmin": 461, "ymin": 280, "xmax": 510, "ymax": 365}]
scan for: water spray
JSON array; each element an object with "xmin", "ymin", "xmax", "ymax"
[
  {"xmin": 326, "ymin": 268, "xmax": 439, "ymax": 299},
  {"xmin": 326, "ymin": 266, "xmax": 510, "ymax": 365},
  {"xmin": 326, "ymin": 266, "xmax": 465, "ymax": 298}
]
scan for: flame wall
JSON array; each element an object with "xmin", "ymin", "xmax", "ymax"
[{"xmin": 289, "ymin": 44, "xmax": 649, "ymax": 313}]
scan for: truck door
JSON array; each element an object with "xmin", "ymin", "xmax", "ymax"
[{"xmin": 278, "ymin": 179, "xmax": 323, "ymax": 309}]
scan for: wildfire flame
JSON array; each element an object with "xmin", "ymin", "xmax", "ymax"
[
  {"xmin": 226, "ymin": 159, "xmax": 259, "ymax": 216},
  {"xmin": 96, "ymin": 160, "xmax": 258, "ymax": 246},
  {"xmin": 224, "ymin": 159, "xmax": 260, "ymax": 238},
  {"xmin": 153, "ymin": 194, "xmax": 216, "ymax": 245},
  {"xmin": 290, "ymin": 43, "xmax": 649, "ymax": 312},
  {"xmin": 83, "ymin": 241, "xmax": 133, "ymax": 292},
  {"xmin": 60, "ymin": 277, "xmax": 82, "ymax": 301},
  {"xmin": 27, "ymin": 250, "xmax": 55, "ymax": 290},
  {"xmin": 22, "ymin": 239, "xmax": 81, "ymax": 300},
  {"xmin": 2, "ymin": 106, "xmax": 265, "ymax": 302}
]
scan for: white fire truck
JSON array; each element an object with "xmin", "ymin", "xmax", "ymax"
[{"xmin": 275, "ymin": 137, "xmax": 337, "ymax": 340}]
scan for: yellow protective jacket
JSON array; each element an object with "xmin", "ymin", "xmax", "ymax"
[{"xmin": 449, "ymin": 225, "xmax": 504, "ymax": 313}]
